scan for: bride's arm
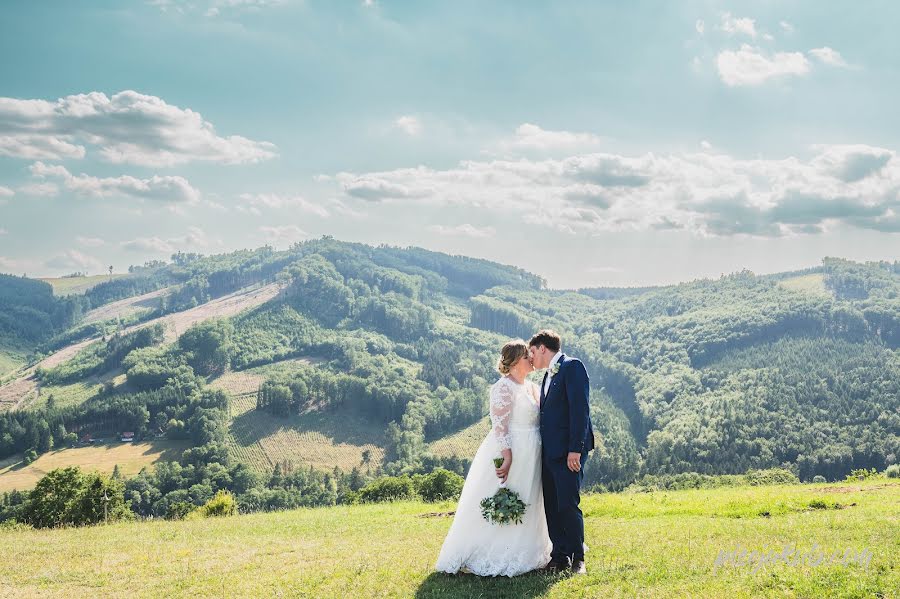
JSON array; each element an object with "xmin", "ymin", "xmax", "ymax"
[{"xmin": 490, "ymin": 381, "xmax": 514, "ymax": 482}]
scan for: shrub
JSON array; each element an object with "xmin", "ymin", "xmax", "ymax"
[
  {"xmin": 812, "ymin": 475, "xmax": 827, "ymax": 484},
  {"xmin": 358, "ymin": 476, "xmax": 416, "ymax": 503},
  {"xmin": 885, "ymin": 464, "xmax": 900, "ymax": 479},
  {"xmin": 844, "ymin": 468, "xmax": 878, "ymax": 482},
  {"xmin": 167, "ymin": 501, "xmax": 196, "ymax": 520},
  {"xmin": 413, "ymin": 468, "xmax": 464, "ymax": 502},
  {"xmin": 23, "ymin": 449, "xmax": 37, "ymax": 465},
  {"xmin": 196, "ymin": 490, "xmax": 237, "ymax": 518},
  {"xmin": 744, "ymin": 468, "xmax": 799, "ymax": 486}
]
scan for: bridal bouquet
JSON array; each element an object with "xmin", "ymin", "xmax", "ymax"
[{"xmin": 480, "ymin": 457, "xmax": 527, "ymax": 525}]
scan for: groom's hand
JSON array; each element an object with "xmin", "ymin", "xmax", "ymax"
[{"xmin": 566, "ymin": 452, "xmax": 581, "ymax": 472}]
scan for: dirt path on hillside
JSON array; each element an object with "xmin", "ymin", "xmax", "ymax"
[
  {"xmin": 81, "ymin": 287, "xmax": 173, "ymax": 325},
  {"xmin": 0, "ymin": 282, "xmax": 285, "ymax": 413}
]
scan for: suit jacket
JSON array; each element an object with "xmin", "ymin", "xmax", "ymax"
[{"xmin": 539, "ymin": 353, "xmax": 595, "ymax": 459}]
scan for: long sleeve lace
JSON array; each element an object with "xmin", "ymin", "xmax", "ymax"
[{"xmin": 489, "ymin": 379, "xmax": 514, "ymax": 450}]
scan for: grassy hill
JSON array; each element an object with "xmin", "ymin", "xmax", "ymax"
[
  {"xmin": 0, "ymin": 241, "xmax": 897, "ymax": 509},
  {"xmin": 38, "ymin": 274, "xmax": 130, "ymax": 296},
  {"xmin": 0, "ymin": 478, "xmax": 896, "ymax": 598}
]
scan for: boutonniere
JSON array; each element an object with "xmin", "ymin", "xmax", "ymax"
[{"xmin": 549, "ymin": 362, "xmax": 561, "ymax": 377}]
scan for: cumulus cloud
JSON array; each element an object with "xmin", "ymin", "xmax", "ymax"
[
  {"xmin": 779, "ymin": 21, "xmax": 795, "ymax": 34},
  {"xmin": 0, "ymin": 228, "xmax": 6, "ymax": 235},
  {"xmin": 121, "ymin": 227, "xmax": 210, "ymax": 254},
  {"xmin": 0, "ymin": 186, "xmax": 13, "ymax": 197},
  {"xmin": 493, "ymin": 123, "xmax": 604, "ymax": 156},
  {"xmin": 237, "ymin": 193, "xmax": 329, "ymax": 217},
  {"xmin": 809, "ymin": 47, "xmax": 849, "ymax": 68},
  {"xmin": 29, "ymin": 161, "xmax": 200, "ymax": 203},
  {"xmin": 394, "ymin": 115, "xmax": 422, "ymax": 136},
  {"xmin": 719, "ymin": 13, "xmax": 757, "ymax": 38},
  {"xmin": 121, "ymin": 237, "xmax": 175, "ymax": 254},
  {"xmin": 329, "ymin": 137, "xmax": 900, "ymax": 238},
  {"xmin": 695, "ymin": 19, "xmax": 705, "ymax": 34},
  {"xmin": 340, "ymin": 171, "xmax": 434, "ymax": 202},
  {"xmin": 716, "ymin": 44, "xmax": 810, "ymax": 86},
  {"xmin": 0, "ymin": 91, "xmax": 276, "ymax": 166},
  {"xmin": 258, "ymin": 224, "xmax": 307, "ymax": 246},
  {"xmin": 17, "ymin": 182, "xmax": 59, "ymax": 197},
  {"xmin": 44, "ymin": 249, "xmax": 104, "ymax": 273},
  {"xmin": 427, "ymin": 224, "xmax": 496, "ymax": 238}
]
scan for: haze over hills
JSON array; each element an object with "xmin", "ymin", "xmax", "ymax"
[{"xmin": 0, "ymin": 238, "xmax": 897, "ymax": 512}]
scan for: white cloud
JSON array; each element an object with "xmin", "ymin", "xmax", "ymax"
[
  {"xmin": 494, "ymin": 123, "xmax": 604, "ymax": 156},
  {"xmin": 0, "ymin": 91, "xmax": 276, "ymax": 166},
  {"xmin": 809, "ymin": 47, "xmax": 849, "ymax": 68},
  {"xmin": 716, "ymin": 44, "xmax": 810, "ymax": 86},
  {"xmin": 258, "ymin": 224, "xmax": 307, "ymax": 246},
  {"xmin": 237, "ymin": 193, "xmax": 329, "ymax": 217},
  {"xmin": 719, "ymin": 13, "xmax": 757, "ymax": 38},
  {"xmin": 121, "ymin": 237, "xmax": 176, "ymax": 254},
  {"xmin": 44, "ymin": 249, "xmax": 103, "ymax": 273},
  {"xmin": 695, "ymin": 19, "xmax": 705, "ymax": 35},
  {"xmin": 0, "ymin": 134, "xmax": 86, "ymax": 160},
  {"xmin": 18, "ymin": 182, "xmax": 60, "ymax": 197},
  {"xmin": 0, "ymin": 186, "xmax": 13, "ymax": 197},
  {"xmin": 329, "ymin": 135, "xmax": 900, "ymax": 238},
  {"xmin": 29, "ymin": 161, "xmax": 200, "ymax": 203},
  {"xmin": 0, "ymin": 255, "xmax": 39, "ymax": 273},
  {"xmin": 780, "ymin": 21, "xmax": 795, "ymax": 34},
  {"xmin": 427, "ymin": 224, "xmax": 496, "ymax": 238},
  {"xmin": 394, "ymin": 115, "xmax": 422, "ymax": 136},
  {"xmin": 0, "ymin": 228, "xmax": 6, "ymax": 235},
  {"xmin": 700, "ymin": 140, "xmax": 713, "ymax": 151},
  {"xmin": 152, "ymin": 0, "xmax": 287, "ymax": 17},
  {"xmin": 76, "ymin": 236, "xmax": 106, "ymax": 247},
  {"xmin": 120, "ymin": 226, "xmax": 211, "ymax": 254}
]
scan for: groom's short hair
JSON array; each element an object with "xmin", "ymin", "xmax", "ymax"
[{"xmin": 528, "ymin": 330, "xmax": 561, "ymax": 352}]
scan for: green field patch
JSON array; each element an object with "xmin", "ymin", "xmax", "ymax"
[
  {"xmin": 38, "ymin": 274, "xmax": 130, "ymax": 296},
  {"xmin": 226, "ymin": 393, "xmax": 385, "ymax": 473},
  {"xmin": 776, "ymin": 273, "xmax": 831, "ymax": 297},
  {"xmin": 0, "ymin": 440, "xmax": 190, "ymax": 493}
]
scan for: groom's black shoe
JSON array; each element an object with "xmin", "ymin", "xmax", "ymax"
[
  {"xmin": 540, "ymin": 557, "xmax": 572, "ymax": 573},
  {"xmin": 570, "ymin": 558, "xmax": 587, "ymax": 575}
]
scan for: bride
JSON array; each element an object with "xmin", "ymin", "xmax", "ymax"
[{"xmin": 435, "ymin": 339, "xmax": 552, "ymax": 577}]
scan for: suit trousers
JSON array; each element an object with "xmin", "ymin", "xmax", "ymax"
[{"xmin": 542, "ymin": 451, "xmax": 587, "ymax": 562}]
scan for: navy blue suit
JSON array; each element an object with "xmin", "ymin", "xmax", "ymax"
[{"xmin": 539, "ymin": 353, "xmax": 595, "ymax": 563}]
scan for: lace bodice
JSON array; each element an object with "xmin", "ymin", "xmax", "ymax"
[{"xmin": 489, "ymin": 376, "xmax": 540, "ymax": 449}]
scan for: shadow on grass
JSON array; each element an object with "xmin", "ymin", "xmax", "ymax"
[{"xmin": 415, "ymin": 570, "xmax": 564, "ymax": 599}]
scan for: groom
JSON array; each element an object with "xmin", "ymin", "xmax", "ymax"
[{"xmin": 529, "ymin": 330, "xmax": 595, "ymax": 575}]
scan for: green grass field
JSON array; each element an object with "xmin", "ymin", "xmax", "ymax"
[
  {"xmin": 0, "ymin": 340, "xmax": 30, "ymax": 380},
  {"xmin": 777, "ymin": 273, "xmax": 831, "ymax": 297},
  {"xmin": 38, "ymin": 274, "xmax": 130, "ymax": 296},
  {"xmin": 0, "ymin": 440, "xmax": 190, "ymax": 493},
  {"xmin": 0, "ymin": 478, "xmax": 896, "ymax": 598}
]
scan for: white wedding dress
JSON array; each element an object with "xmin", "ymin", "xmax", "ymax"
[{"xmin": 435, "ymin": 376, "xmax": 552, "ymax": 577}]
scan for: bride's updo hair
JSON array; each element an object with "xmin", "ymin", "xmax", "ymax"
[{"xmin": 497, "ymin": 339, "xmax": 528, "ymax": 375}]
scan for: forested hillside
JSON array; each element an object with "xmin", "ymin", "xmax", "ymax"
[{"xmin": 0, "ymin": 241, "xmax": 897, "ymax": 522}]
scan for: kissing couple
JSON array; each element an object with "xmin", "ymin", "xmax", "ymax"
[{"xmin": 435, "ymin": 330, "xmax": 596, "ymax": 577}]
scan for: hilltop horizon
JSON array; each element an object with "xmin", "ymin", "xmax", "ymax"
[{"xmin": 11, "ymin": 236, "xmax": 895, "ymax": 291}]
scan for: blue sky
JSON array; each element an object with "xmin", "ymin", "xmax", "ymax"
[{"xmin": 1, "ymin": 0, "xmax": 898, "ymax": 288}]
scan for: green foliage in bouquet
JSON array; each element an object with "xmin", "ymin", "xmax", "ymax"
[
  {"xmin": 480, "ymin": 487, "xmax": 527, "ymax": 525},
  {"xmin": 481, "ymin": 456, "xmax": 526, "ymax": 525}
]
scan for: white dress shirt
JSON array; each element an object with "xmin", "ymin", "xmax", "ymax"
[{"xmin": 542, "ymin": 350, "xmax": 564, "ymax": 397}]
